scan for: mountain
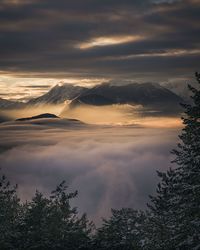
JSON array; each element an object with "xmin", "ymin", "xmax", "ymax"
[
  {"xmin": 163, "ymin": 81, "xmax": 199, "ymax": 102},
  {"xmin": 70, "ymin": 93, "xmax": 115, "ymax": 107},
  {"xmin": 16, "ymin": 113, "xmax": 59, "ymax": 121},
  {"xmin": 0, "ymin": 98, "xmax": 24, "ymax": 109},
  {"xmin": 28, "ymin": 84, "xmax": 88, "ymax": 105},
  {"xmin": 12, "ymin": 113, "xmax": 85, "ymax": 128},
  {"xmin": 69, "ymin": 82, "xmax": 183, "ymax": 113}
]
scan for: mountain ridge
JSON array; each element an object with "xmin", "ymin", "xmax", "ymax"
[
  {"xmin": 68, "ymin": 82, "xmax": 183, "ymax": 114},
  {"xmin": 27, "ymin": 84, "xmax": 88, "ymax": 105},
  {"xmin": 0, "ymin": 82, "xmax": 184, "ymax": 115},
  {"xmin": 0, "ymin": 97, "xmax": 24, "ymax": 109}
]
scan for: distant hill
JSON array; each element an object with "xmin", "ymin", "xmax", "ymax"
[
  {"xmin": 69, "ymin": 82, "xmax": 183, "ymax": 113},
  {"xmin": 12, "ymin": 113, "xmax": 85, "ymax": 128},
  {"xmin": 0, "ymin": 98, "xmax": 24, "ymax": 109},
  {"xmin": 16, "ymin": 113, "xmax": 59, "ymax": 121},
  {"xmin": 28, "ymin": 84, "xmax": 88, "ymax": 105}
]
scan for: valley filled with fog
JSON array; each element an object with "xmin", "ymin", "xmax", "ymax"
[{"xmin": 0, "ymin": 102, "xmax": 182, "ymax": 224}]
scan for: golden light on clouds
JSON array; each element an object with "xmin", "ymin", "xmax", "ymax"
[
  {"xmin": 0, "ymin": 74, "xmax": 108, "ymax": 101},
  {"xmin": 103, "ymin": 49, "xmax": 200, "ymax": 61},
  {"xmin": 137, "ymin": 49, "xmax": 200, "ymax": 58},
  {"xmin": 77, "ymin": 35, "xmax": 143, "ymax": 50},
  {"xmin": 61, "ymin": 104, "xmax": 183, "ymax": 128},
  {"xmin": 0, "ymin": 75, "xmax": 55, "ymax": 101}
]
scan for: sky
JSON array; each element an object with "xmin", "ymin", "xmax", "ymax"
[{"xmin": 0, "ymin": 0, "xmax": 200, "ymax": 100}]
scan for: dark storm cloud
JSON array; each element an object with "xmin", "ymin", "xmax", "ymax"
[{"xmin": 0, "ymin": 0, "xmax": 199, "ymax": 79}]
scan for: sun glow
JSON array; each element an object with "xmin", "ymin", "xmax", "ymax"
[{"xmin": 0, "ymin": 74, "xmax": 108, "ymax": 101}]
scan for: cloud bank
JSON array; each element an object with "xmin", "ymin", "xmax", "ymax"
[{"xmin": 0, "ymin": 124, "xmax": 180, "ymax": 224}]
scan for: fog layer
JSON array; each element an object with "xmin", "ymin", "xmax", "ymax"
[{"xmin": 0, "ymin": 117, "xmax": 181, "ymax": 224}]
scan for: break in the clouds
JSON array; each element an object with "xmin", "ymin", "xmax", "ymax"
[{"xmin": 0, "ymin": 0, "xmax": 199, "ymax": 81}]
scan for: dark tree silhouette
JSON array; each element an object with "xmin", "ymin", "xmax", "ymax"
[{"xmin": 143, "ymin": 72, "xmax": 200, "ymax": 249}]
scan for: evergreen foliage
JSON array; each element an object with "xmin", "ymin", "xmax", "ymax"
[
  {"xmin": 0, "ymin": 178, "xmax": 93, "ymax": 250},
  {"xmin": 93, "ymin": 208, "xmax": 144, "ymax": 250},
  {"xmin": 0, "ymin": 174, "xmax": 20, "ymax": 250},
  {"xmin": 143, "ymin": 72, "xmax": 200, "ymax": 249}
]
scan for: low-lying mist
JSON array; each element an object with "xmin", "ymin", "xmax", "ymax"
[
  {"xmin": 0, "ymin": 125, "xmax": 181, "ymax": 225},
  {"xmin": 0, "ymin": 103, "xmax": 182, "ymax": 128},
  {"xmin": 61, "ymin": 103, "xmax": 182, "ymax": 127},
  {"xmin": 0, "ymin": 104, "xmax": 65, "ymax": 121},
  {"xmin": 0, "ymin": 102, "xmax": 183, "ymax": 224}
]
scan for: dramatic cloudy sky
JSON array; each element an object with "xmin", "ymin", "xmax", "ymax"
[{"xmin": 0, "ymin": 0, "xmax": 200, "ymax": 99}]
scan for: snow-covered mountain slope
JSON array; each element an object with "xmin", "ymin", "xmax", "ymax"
[
  {"xmin": 69, "ymin": 82, "xmax": 183, "ymax": 113},
  {"xmin": 28, "ymin": 84, "xmax": 88, "ymax": 105},
  {"xmin": 163, "ymin": 81, "xmax": 199, "ymax": 102}
]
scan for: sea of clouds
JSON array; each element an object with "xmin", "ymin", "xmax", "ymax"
[{"xmin": 0, "ymin": 122, "xmax": 180, "ymax": 224}]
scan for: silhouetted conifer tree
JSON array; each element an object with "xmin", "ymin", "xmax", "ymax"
[
  {"xmin": 93, "ymin": 208, "xmax": 144, "ymax": 250},
  {"xmin": 0, "ymin": 174, "xmax": 20, "ymax": 250},
  {"xmin": 143, "ymin": 72, "xmax": 200, "ymax": 249}
]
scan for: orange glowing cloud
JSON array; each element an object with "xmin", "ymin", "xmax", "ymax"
[{"xmin": 77, "ymin": 35, "xmax": 143, "ymax": 49}]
